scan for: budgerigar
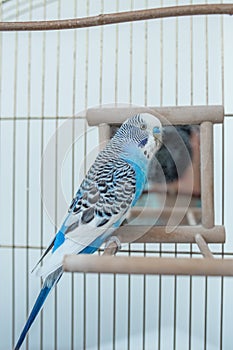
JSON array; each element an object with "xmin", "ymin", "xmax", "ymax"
[{"xmin": 14, "ymin": 113, "xmax": 162, "ymax": 349}]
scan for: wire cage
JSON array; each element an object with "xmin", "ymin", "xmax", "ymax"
[{"xmin": 1, "ymin": 1, "xmax": 233, "ymax": 350}]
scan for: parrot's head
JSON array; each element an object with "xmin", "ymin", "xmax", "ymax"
[{"xmin": 121, "ymin": 112, "xmax": 163, "ymax": 162}]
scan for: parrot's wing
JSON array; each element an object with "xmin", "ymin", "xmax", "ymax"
[{"xmin": 36, "ymin": 159, "xmax": 137, "ymax": 279}]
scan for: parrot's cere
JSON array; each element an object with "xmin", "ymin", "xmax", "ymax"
[{"xmin": 14, "ymin": 113, "xmax": 162, "ymax": 350}]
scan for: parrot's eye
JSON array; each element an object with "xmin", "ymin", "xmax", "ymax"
[{"xmin": 140, "ymin": 123, "xmax": 147, "ymax": 130}]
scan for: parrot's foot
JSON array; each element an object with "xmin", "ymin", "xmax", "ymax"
[
  {"xmin": 103, "ymin": 236, "xmax": 121, "ymax": 255},
  {"xmin": 105, "ymin": 236, "xmax": 122, "ymax": 250}
]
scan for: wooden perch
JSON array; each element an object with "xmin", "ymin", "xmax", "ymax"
[
  {"xmin": 128, "ymin": 207, "xmax": 201, "ymax": 219},
  {"xmin": 1, "ymin": 4, "xmax": 233, "ymax": 32},
  {"xmin": 86, "ymin": 105, "xmax": 224, "ymax": 126},
  {"xmin": 63, "ymin": 255, "xmax": 233, "ymax": 276},
  {"xmin": 114, "ymin": 225, "xmax": 225, "ymax": 244}
]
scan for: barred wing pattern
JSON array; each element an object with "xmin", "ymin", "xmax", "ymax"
[
  {"xmin": 68, "ymin": 158, "xmax": 136, "ymax": 228},
  {"xmin": 37, "ymin": 158, "xmax": 137, "ymax": 279}
]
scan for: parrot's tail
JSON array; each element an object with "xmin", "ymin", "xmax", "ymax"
[{"xmin": 14, "ymin": 269, "xmax": 62, "ymax": 350}]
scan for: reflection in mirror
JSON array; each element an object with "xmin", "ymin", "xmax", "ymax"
[{"xmin": 111, "ymin": 124, "xmax": 201, "ymax": 226}]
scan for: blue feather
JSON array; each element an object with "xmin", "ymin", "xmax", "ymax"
[
  {"xmin": 14, "ymin": 232, "xmax": 109, "ymax": 349},
  {"xmin": 123, "ymin": 159, "xmax": 147, "ymax": 206},
  {"xmin": 138, "ymin": 137, "xmax": 148, "ymax": 148},
  {"xmin": 80, "ymin": 245, "xmax": 98, "ymax": 254},
  {"xmin": 14, "ymin": 285, "xmax": 52, "ymax": 350},
  {"xmin": 80, "ymin": 232, "xmax": 109, "ymax": 254},
  {"xmin": 52, "ymin": 230, "xmax": 65, "ymax": 252}
]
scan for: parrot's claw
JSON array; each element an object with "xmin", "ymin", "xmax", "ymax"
[{"xmin": 104, "ymin": 236, "xmax": 122, "ymax": 254}]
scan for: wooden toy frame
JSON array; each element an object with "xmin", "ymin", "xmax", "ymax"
[{"xmin": 62, "ymin": 105, "xmax": 232, "ymax": 277}]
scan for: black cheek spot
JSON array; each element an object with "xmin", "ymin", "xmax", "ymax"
[{"xmin": 144, "ymin": 150, "xmax": 147, "ymax": 156}]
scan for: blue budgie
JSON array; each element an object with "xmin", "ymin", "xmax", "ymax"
[{"xmin": 14, "ymin": 113, "xmax": 162, "ymax": 349}]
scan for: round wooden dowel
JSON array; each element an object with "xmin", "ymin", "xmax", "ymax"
[
  {"xmin": 86, "ymin": 105, "xmax": 224, "ymax": 126},
  {"xmin": 63, "ymin": 255, "xmax": 233, "ymax": 276}
]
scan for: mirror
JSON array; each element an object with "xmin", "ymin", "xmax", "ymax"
[{"xmin": 110, "ymin": 124, "xmax": 201, "ymax": 226}]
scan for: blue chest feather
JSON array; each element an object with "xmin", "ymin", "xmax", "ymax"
[{"xmin": 123, "ymin": 158, "xmax": 147, "ymax": 207}]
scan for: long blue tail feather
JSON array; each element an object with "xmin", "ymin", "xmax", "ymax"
[
  {"xmin": 14, "ymin": 236, "xmax": 104, "ymax": 349},
  {"xmin": 14, "ymin": 285, "xmax": 52, "ymax": 350}
]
